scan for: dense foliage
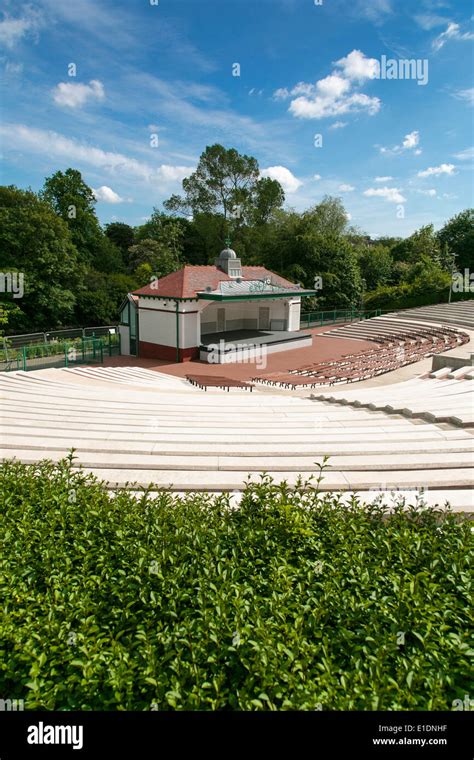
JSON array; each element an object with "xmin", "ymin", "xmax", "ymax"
[
  {"xmin": 0, "ymin": 144, "xmax": 472, "ymax": 334},
  {"xmin": 1, "ymin": 456, "xmax": 472, "ymax": 711}
]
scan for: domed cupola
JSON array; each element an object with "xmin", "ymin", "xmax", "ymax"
[
  {"xmin": 219, "ymin": 246, "xmax": 237, "ymax": 260},
  {"xmin": 215, "ymin": 240, "xmax": 242, "ymax": 277}
]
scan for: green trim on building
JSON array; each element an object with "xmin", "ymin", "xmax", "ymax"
[
  {"xmin": 196, "ymin": 291, "xmax": 318, "ymax": 302},
  {"xmin": 135, "ymin": 291, "xmax": 317, "ymax": 303},
  {"xmin": 175, "ymin": 300, "xmax": 180, "ymax": 363}
]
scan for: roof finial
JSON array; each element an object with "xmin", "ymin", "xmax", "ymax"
[{"xmin": 225, "ymin": 236, "xmax": 232, "ymax": 248}]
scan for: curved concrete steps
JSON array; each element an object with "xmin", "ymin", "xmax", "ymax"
[
  {"xmin": 313, "ymin": 375, "xmax": 473, "ymax": 428},
  {"xmin": 392, "ymin": 301, "xmax": 474, "ymax": 330},
  {"xmin": 1, "ymin": 368, "xmax": 472, "ymax": 510}
]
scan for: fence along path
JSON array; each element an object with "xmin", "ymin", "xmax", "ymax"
[{"xmin": 0, "ymin": 367, "xmax": 472, "ymax": 512}]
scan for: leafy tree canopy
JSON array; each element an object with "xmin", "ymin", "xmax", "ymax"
[
  {"xmin": 0, "ymin": 185, "xmax": 82, "ymax": 331},
  {"xmin": 164, "ymin": 144, "xmax": 284, "ymax": 234},
  {"xmin": 437, "ymin": 209, "xmax": 474, "ymax": 271},
  {"xmin": 41, "ymin": 169, "xmax": 102, "ymax": 259},
  {"xmin": 128, "ymin": 238, "xmax": 180, "ymax": 280}
]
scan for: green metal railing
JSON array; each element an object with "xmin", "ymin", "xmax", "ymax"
[
  {"xmin": 300, "ymin": 308, "xmax": 382, "ymax": 328},
  {"xmin": 2, "ymin": 325, "xmax": 119, "ymax": 349},
  {"xmin": 0, "ymin": 337, "xmax": 111, "ymax": 373}
]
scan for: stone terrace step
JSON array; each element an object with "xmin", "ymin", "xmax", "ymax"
[
  {"xmin": 1, "ymin": 447, "xmax": 471, "ymax": 472},
  {"xmin": 3, "ymin": 432, "xmax": 472, "ymax": 456}
]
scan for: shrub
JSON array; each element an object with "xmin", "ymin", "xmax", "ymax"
[
  {"xmin": 0, "ymin": 455, "xmax": 472, "ymax": 711},
  {"xmin": 364, "ymin": 283, "xmax": 449, "ymax": 312}
]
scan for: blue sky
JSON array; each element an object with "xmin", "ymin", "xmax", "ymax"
[{"xmin": 0, "ymin": 0, "xmax": 473, "ymax": 237}]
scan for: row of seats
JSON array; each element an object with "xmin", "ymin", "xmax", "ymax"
[{"xmin": 252, "ymin": 320, "xmax": 468, "ymax": 389}]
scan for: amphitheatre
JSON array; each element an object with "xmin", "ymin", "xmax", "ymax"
[{"xmin": 1, "ymin": 299, "xmax": 473, "ymax": 513}]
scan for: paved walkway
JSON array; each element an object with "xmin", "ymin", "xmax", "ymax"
[{"xmin": 103, "ymin": 325, "xmax": 374, "ymax": 383}]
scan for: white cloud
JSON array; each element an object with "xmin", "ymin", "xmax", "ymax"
[
  {"xmin": 380, "ymin": 130, "xmax": 420, "ymax": 155},
  {"xmin": 415, "ymin": 188, "xmax": 437, "ymax": 197},
  {"xmin": 0, "ymin": 6, "xmax": 43, "ymax": 48},
  {"xmin": 402, "ymin": 130, "xmax": 420, "ymax": 149},
  {"xmin": 278, "ymin": 49, "xmax": 381, "ymax": 121},
  {"xmin": 339, "ymin": 183, "xmax": 355, "ymax": 192},
  {"xmin": 4, "ymin": 61, "xmax": 23, "ymax": 75},
  {"xmin": 92, "ymin": 186, "xmax": 126, "ymax": 204},
  {"xmin": 374, "ymin": 176, "xmax": 393, "ymax": 182},
  {"xmin": 52, "ymin": 79, "xmax": 105, "ymax": 108},
  {"xmin": 329, "ymin": 121, "xmax": 348, "ymax": 130},
  {"xmin": 417, "ymin": 163, "xmax": 456, "ymax": 177},
  {"xmin": 275, "ymin": 76, "xmax": 350, "ymax": 102},
  {"xmin": 290, "ymin": 91, "xmax": 380, "ymax": 119},
  {"xmin": 453, "ymin": 147, "xmax": 474, "ymax": 161},
  {"xmin": 0, "ymin": 123, "xmax": 195, "ymax": 185},
  {"xmin": 261, "ymin": 166, "xmax": 302, "ymax": 193},
  {"xmin": 414, "ymin": 14, "xmax": 449, "ymax": 31},
  {"xmin": 273, "ymin": 87, "xmax": 290, "ymax": 101},
  {"xmin": 317, "ymin": 74, "xmax": 351, "ymax": 98},
  {"xmin": 433, "ymin": 22, "xmax": 474, "ymax": 52},
  {"xmin": 364, "ymin": 187, "xmax": 406, "ymax": 203},
  {"xmin": 353, "ymin": 0, "xmax": 393, "ymax": 23},
  {"xmin": 453, "ymin": 88, "xmax": 474, "ymax": 105},
  {"xmin": 335, "ymin": 49, "xmax": 379, "ymax": 81},
  {"xmin": 290, "ymin": 82, "xmax": 316, "ymax": 97},
  {"xmin": 313, "ymin": 174, "xmax": 322, "ymax": 181}
]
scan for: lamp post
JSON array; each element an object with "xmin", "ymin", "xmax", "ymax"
[
  {"xmin": 360, "ymin": 278, "xmax": 366, "ymax": 317},
  {"xmin": 448, "ymin": 247, "xmax": 457, "ymax": 305}
]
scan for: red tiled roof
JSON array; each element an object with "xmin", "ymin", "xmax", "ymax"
[{"xmin": 132, "ymin": 265, "xmax": 298, "ymax": 299}]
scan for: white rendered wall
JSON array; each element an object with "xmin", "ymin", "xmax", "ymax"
[
  {"xmin": 287, "ymin": 299, "xmax": 301, "ymax": 331},
  {"xmin": 181, "ymin": 311, "xmax": 200, "ymax": 348},
  {"xmin": 119, "ymin": 325, "xmax": 130, "ymax": 355},
  {"xmin": 138, "ymin": 298, "xmax": 201, "ymax": 348}
]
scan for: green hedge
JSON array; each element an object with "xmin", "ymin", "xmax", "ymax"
[
  {"xmin": 364, "ymin": 284, "xmax": 449, "ymax": 312},
  {"xmin": 0, "ymin": 456, "xmax": 472, "ymax": 711}
]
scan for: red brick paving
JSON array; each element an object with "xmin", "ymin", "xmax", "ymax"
[{"xmin": 103, "ymin": 325, "xmax": 375, "ymax": 382}]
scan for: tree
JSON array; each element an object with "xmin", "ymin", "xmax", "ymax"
[
  {"xmin": 259, "ymin": 198, "xmax": 361, "ymax": 307},
  {"xmin": 135, "ymin": 210, "xmax": 184, "ymax": 258},
  {"xmin": 357, "ymin": 244, "xmax": 393, "ymax": 290},
  {"xmin": 304, "ymin": 196, "xmax": 350, "ymax": 239},
  {"xmin": 437, "ymin": 209, "xmax": 474, "ymax": 272},
  {"xmin": 0, "ymin": 302, "xmax": 8, "ymax": 336},
  {"xmin": 164, "ymin": 144, "xmax": 284, "ymax": 235},
  {"xmin": 75, "ymin": 271, "xmax": 138, "ymax": 327},
  {"xmin": 42, "ymin": 169, "xmax": 102, "ymax": 259},
  {"xmin": 249, "ymin": 177, "xmax": 285, "ymax": 226},
  {"xmin": 105, "ymin": 222, "xmax": 135, "ymax": 262},
  {"xmin": 391, "ymin": 224, "xmax": 440, "ymax": 265},
  {"xmin": 0, "ymin": 186, "xmax": 83, "ymax": 331},
  {"xmin": 127, "ymin": 239, "xmax": 179, "ymax": 279},
  {"xmin": 93, "ymin": 236, "xmax": 125, "ymax": 274}
]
